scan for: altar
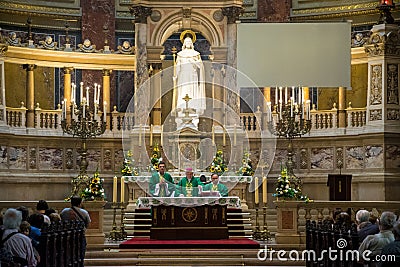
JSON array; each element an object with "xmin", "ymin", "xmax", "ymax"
[{"xmin": 137, "ymin": 197, "xmax": 241, "ymax": 240}]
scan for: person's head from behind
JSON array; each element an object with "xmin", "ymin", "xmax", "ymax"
[
  {"xmin": 379, "ymin": 211, "xmax": 397, "ymax": 231},
  {"xmin": 211, "ymin": 173, "xmax": 219, "ymax": 185},
  {"xmin": 336, "ymin": 212, "xmax": 351, "ymax": 226},
  {"xmin": 71, "ymin": 196, "xmax": 83, "ymax": 207},
  {"xmin": 36, "ymin": 199, "xmax": 49, "ymax": 212},
  {"xmin": 49, "ymin": 213, "xmax": 61, "ymax": 223},
  {"xmin": 392, "ymin": 221, "xmax": 400, "ymax": 240},
  {"xmin": 19, "ymin": 221, "xmax": 31, "ymax": 236},
  {"xmin": 28, "ymin": 213, "xmax": 44, "ymax": 229},
  {"xmin": 158, "ymin": 161, "xmax": 166, "ymax": 175},
  {"xmin": 45, "ymin": 208, "xmax": 56, "ymax": 217},
  {"xmin": 16, "ymin": 206, "xmax": 29, "ymax": 222},
  {"xmin": 3, "ymin": 208, "xmax": 22, "ymax": 230},
  {"xmin": 356, "ymin": 209, "xmax": 370, "ymax": 224}
]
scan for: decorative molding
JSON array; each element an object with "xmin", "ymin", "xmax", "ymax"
[
  {"xmin": 387, "ymin": 64, "xmax": 399, "ymax": 105},
  {"xmin": 130, "ymin": 5, "xmax": 152, "ymax": 24},
  {"xmin": 387, "ymin": 108, "xmax": 400, "ymax": 120},
  {"xmin": 292, "ymin": 3, "xmax": 377, "ymax": 16},
  {"xmin": 0, "ymin": 2, "xmax": 81, "ymax": 16},
  {"xmin": 222, "ymin": 6, "xmax": 244, "ymax": 24},
  {"xmin": 369, "ymin": 109, "xmax": 382, "ymax": 121},
  {"xmin": 370, "ymin": 64, "xmax": 382, "ymax": 105},
  {"xmin": 365, "ymin": 29, "xmax": 400, "ymax": 57}
]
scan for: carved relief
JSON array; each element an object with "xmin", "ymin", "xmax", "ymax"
[
  {"xmin": 370, "ymin": 65, "xmax": 382, "ymax": 105},
  {"xmin": 104, "ymin": 149, "xmax": 112, "ymax": 170},
  {"xmin": 369, "ymin": 109, "xmax": 382, "ymax": 121},
  {"xmin": 387, "ymin": 64, "xmax": 399, "ymax": 105},
  {"xmin": 130, "ymin": 5, "xmax": 152, "ymax": 24},
  {"xmin": 387, "ymin": 108, "xmax": 400, "ymax": 120},
  {"xmin": 336, "ymin": 147, "xmax": 344, "ymax": 169},
  {"xmin": 365, "ymin": 30, "xmax": 400, "ymax": 56},
  {"xmin": 29, "ymin": 147, "xmax": 37, "ymax": 169},
  {"xmin": 300, "ymin": 148, "xmax": 308, "ymax": 169},
  {"xmin": 65, "ymin": 148, "xmax": 74, "ymax": 169},
  {"xmin": 222, "ymin": 6, "xmax": 244, "ymax": 24}
]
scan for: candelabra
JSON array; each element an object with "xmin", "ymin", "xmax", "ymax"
[
  {"xmin": 108, "ymin": 202, "xmax": 127, "ymax": 241},
  {"xmin": 377, "ymin": 0, "xmax": 395, "ymax": 24},
  {"xmin": 61, "ymin": 86, "xmax": 106, "ymax": 199},
  {"xmin": 268, "ymin": 87, "xmax": 312, "ymax": 186},
  {"xmin": 252, "ymin": 206, "xmax": 271, "ymax": 241}
]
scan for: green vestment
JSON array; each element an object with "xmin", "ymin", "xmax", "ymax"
[
  {"xmin": 175, "ymin": 177, "xmax": 204, "ymax": 197},
  {"xmin": 149, "ymin": 171, "xmax": 174, "ymax": 197},
  {"xmin": 202, "ymin": 183, "xmax": 229, "ymax": 197}
]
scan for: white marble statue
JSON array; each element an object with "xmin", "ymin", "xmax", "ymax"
[{"xmin": 174, "ymin": 36, "xmax": 206, "ymax": 129}]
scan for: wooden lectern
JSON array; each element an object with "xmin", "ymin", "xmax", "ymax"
[{"xmin": 327, "ymin": 174, "xmax": 352, "ymax": 201}]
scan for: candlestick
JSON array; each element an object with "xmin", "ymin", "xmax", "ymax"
[
  {"xmin": 80, "ymin": 82, "xmax": 83, "ymax": 102},
  {"xmin": 285, "ymin": 87, "xmax": 288, "ymax": 104},
  {"xmin": 113, "ymin": 176, "xmax": 117, "ymax": 203},
  {"xmin": 275, "ymin": 86, "xmax": 278, "ymax": 105},
  {"xmin": 234, "ymin": 124, "xmax": 237, "ymax": 146},
  {"xmin": 71, "ymin": 83, "xmax": 75, "ymax": 103},
  {"xmin": 86, "ymin": 87, "xmax": 89, "ymax": 106},
  {"xmin": 64, "ymin": 98, "xmax": 67, "ymax": 119},
  {"xmin": 94, "ymin": 83, "xmax": 97, "ymax": 105},
  {"xmin": 103, "ymin": 101, "xmax": 107, "ymax": 122},
  {"xmin": 279, "ymin": 87, "xmax": 283, "ymax": 103},
  {"xmin": 211, "ymin": 125, "xmax": 215, "ymax": 144},
  {"xmin": 150, "ymin": 124, "xmax": 153, "ymax": 145},
  {"xmin": 267, "ymin": 102, "xmax": 272, "ymax": 122},
  {"xmin": 61, "ymin": 100, "xmax": 65, "ymax": 120},
  {"xmin": 82, "ymin": 98, "xmax": 86, "ymax": 118},
  {"xmin": 254, "ymin": 177, "xmax": 259, "ymax": 205},
  {"xmin": 262, "ymin": 176, "xmax": 267, "ymax": 204},
  {"xmin": 120, "ymin": 176, "xmax": 125, "ymax": 203},
  {"xmin": 97, "ymin": 85, "xmax": 101, "ymax": 104},
  {"xmin": 292, "ymin": 86, "xmax": 295, "ymax": 100}
]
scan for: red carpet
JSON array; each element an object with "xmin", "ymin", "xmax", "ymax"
[{"xmin": 119, "ymin": 237, "xmax": 260, "ymax": 249}]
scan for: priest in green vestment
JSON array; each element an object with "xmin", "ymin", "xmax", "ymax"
[
  {"xmin": 149, "ymin": 161, "xmax": 175, "ymax": 197},
  {"xmin": 175, "ymin": 168, "xmax": 203, "ymax": 197},
  {"xmin": 202, "ymin": 173, "xmax": 229, "ymax": 197}
]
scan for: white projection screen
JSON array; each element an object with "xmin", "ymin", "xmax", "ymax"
[{"xmin": 237, "ymin": 22, "xmax": 351, "ymax": 88}]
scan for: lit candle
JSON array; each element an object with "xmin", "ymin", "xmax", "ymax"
[
  {"xmin": 292, "ymin": 86, "xmax": 295, "ymax": 100},
  {"xmin": 262, "ymin": 176, "xmax": 267, "ymax": 204},
  {"xmin": 86, "ymin": 87, "xmax": 89, "ymax": 106},
  {"xmin": 71, "ymin": 83, "xmax": 75, "ymax": 104},
  {"xmin": 160, "ymin": 124, "xmax": 164, "ymax": 146},
  {"xmin": 61, "ymin": 100, "xmax": 65, "ymax": 120},
  {"xmin": 113, "ymin": 176, "xmax": 117, "ymax": 203},
  {"xmin": 290, "ymin": 97, "xmax": 294, "ymax": 117},
  {"xmin": 285, "ymin": 87, "xmax": 288, "ymax": 104},
  {"xmin": 64, "ymin": 98, "xmax": 67, "ymax": 119},
  {"xmin": 254, "ymin": 177, "xmax": 259, "ymax": 205},
  {"xmin": 97, "ymin": 85, "xmax": 101, "ymax": 104},
  {"xmin": 82, "ymin": 97, "xmax": 86, "ymax": 118},
  {"xmin": 279, "ymin": 87, "xmax": 283, "ymax": 103},
  {"xmin": 138, "ymin": 124, "xmax": 142, "ymax": 146},
  {"xmin": 234, "ymin": 124, "xmax": 237, "ymax": 146},
  {"xmin": 150, "ymin": 124, "xmax": 153, "ymax": 145},
  {"xmin": 120, "ymin": 176, "xmax": 125, "ymax": 203},
  {"xmin": 103, "ymin": 101, "xmax": 107, "ymax": 122},
  {"xmin": 211, "ymin": 125, "xmax": 215, "ymax": 144},
  {"xmin": 94, "ymin": 83, "xmax": 97, "ymax": 105},
  {"xmin": 267, "ymin": 102, "xmax": 272, "ymax": 122},
  {"xmin": 80, "ymin": 82, "xmax": 83, "ymax": 101}
]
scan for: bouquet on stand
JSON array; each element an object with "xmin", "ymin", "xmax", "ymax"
[
  {"xmin": 149, "ymin": 144, "xmax": 162, "ymax": 172},
  {"xmin": 81, "ymin": 168, "xmax": 105, "ymax": 201},
  {"xmin": 272, "ymin": 166, "xmax": 311, "ymax": 202},
  {"xmin": 236, "ymin": 151, "xmax": 255, "ymax": 176},
  {"xmin": 208, "ymin": 150, "xmax": 228, "ymax": 175},
  {"xmin": 121, "ymin": 150, "xmax": 139, "ymax": 176}
]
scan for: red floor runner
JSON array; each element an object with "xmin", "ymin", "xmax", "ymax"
[{"xmin": 119, "ymin": 237, "xmax": 260, "ymax": 249}]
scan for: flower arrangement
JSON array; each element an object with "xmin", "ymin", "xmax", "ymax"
[
  {"xmin": 237, "ymin": 151, "xmax": 255, "ymax": 176},
  {"xmin": 150, "ymin": 144, "xmax": 162, "ymax": 172},
  {"xmin": 208, "ymin": 150, "xmax": 228, "ymax": 175},
  {"xmin": 81, "ymin": 168, "xmax": 105, "ymax": 201},
  {"xmin": 272, "ymin": 167, "xmax": 311, "ymax": 202},
  {"xmin": 121, "ymin": 150, "xmax": 139, "ymax": 176}
]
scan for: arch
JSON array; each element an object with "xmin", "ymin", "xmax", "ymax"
[{"xmin": 150, "ymin": 10, "xmax": 223, "ymax": 47}]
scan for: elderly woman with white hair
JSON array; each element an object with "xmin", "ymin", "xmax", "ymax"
[
  {"xmin": 1, "ymin": 208, "xmax": 37, "ymax": 266},
  {"xmin": 356, "ymin": 209, "xmax": 379, "ymax": 243}
]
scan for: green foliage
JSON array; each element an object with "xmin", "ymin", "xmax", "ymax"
[
  {"xmin": 272, "ymin": 167, "xmax": 311, "ymax": 202},
  {"xmin": 150, "ymin": 144, "xmax": 161, "ymax": 172},
  {"xmin": 208, "ymin": 150, "xmax": 228, "ymax": 175},
  {"xmin": 236, "ymin": 151, "xmax": 255, "ymax": 176},
  {"xmin": 81, "ymin": 169, "xmax": 105, "ymax": 201}
]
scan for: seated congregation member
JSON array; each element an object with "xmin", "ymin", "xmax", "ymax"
[
  {"xmin": 175, "ymin": 168, "xmax": 203, "ymax": 197},
  {"xmin": 381, "ymin": 221, "xmax": 400, "ymax": 267},
  {"xmin": 60, "ymin": 196, "xmax": 91, "ymax": 263},
  {"xmin": 356, "ymin": 209, "xmax": 379, "ymax": 243},
  {"xmin": 201, "ymin": 173, "xmax": 228, "ymax": 197},
  {"xmin": 1, "ymin": 208, "xmax": 37, "ymax": 266},
  {"xmin": 149, "ymin": 161, "xmax": 175, "ymax": 197},
  {"xmin": 36, "ymin": 200, "xmax": 50, "ymax": 225},
  {"xmin": 359, "ymin": 211, "xmax": 397, "ymax": 267}
]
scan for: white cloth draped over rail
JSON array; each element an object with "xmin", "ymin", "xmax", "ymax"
[{"xmin": 136, "ymin": 196, "xmax": 241, "ymax": 208}]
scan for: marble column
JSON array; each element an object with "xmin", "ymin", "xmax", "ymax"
[
  {"xmin": 23, "ymin": 64, "xmax": 36, "ymax": 128},
  {"xmin": 63, "ymin": 67, "xmax": 72, "ymax": 124},
  {"xmin": 338, "ymin": 86, "xmax": 346, "ymax": 128},
  {"xmin": 102, "ymin": 69, "xmax": 111, "ymax": 128},
  {"xmin": 212, "ymin": 64, "xmax": 225, "ymax": 126},
  {"xmin": 130, "ymin": 5, "xmax": 152, "ymax": 126},
  {"xmin": 151, "ymin": 64, "xmax": 162, "ymax": 126},
  {"xmin": 222, "ymin": 6, "xmax": 243, "ymax": 126}
]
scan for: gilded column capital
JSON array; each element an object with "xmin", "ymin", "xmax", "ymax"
[
  {"xmin": 130, "ymin": 5, "xmax": 152, "ymax": 24},
  {"xmin": 102, "ymin": 69, "xmax": 112, "ymax": 76},
  {"xmin": 222, "ymin": 6, "xmax": 244, "ymax": 24},
  {"xmin": 0, "ymin": 44, "xmax": 8, "ymax": 56},
  {"xmin": 364, "ymin": 26, "xmax": 400, "ymax": 57},
  {"xmin": 23, "ymin": 64, "xmax": 36, "ymax": 71},
  {"xmin": 63, "ymin": 67, "xmax": 73, "ymax": 74}
]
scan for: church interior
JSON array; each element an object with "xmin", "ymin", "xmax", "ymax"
[{"xmin": 0, "ymin": 0, "xmax": 400, "ymax": 266}]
